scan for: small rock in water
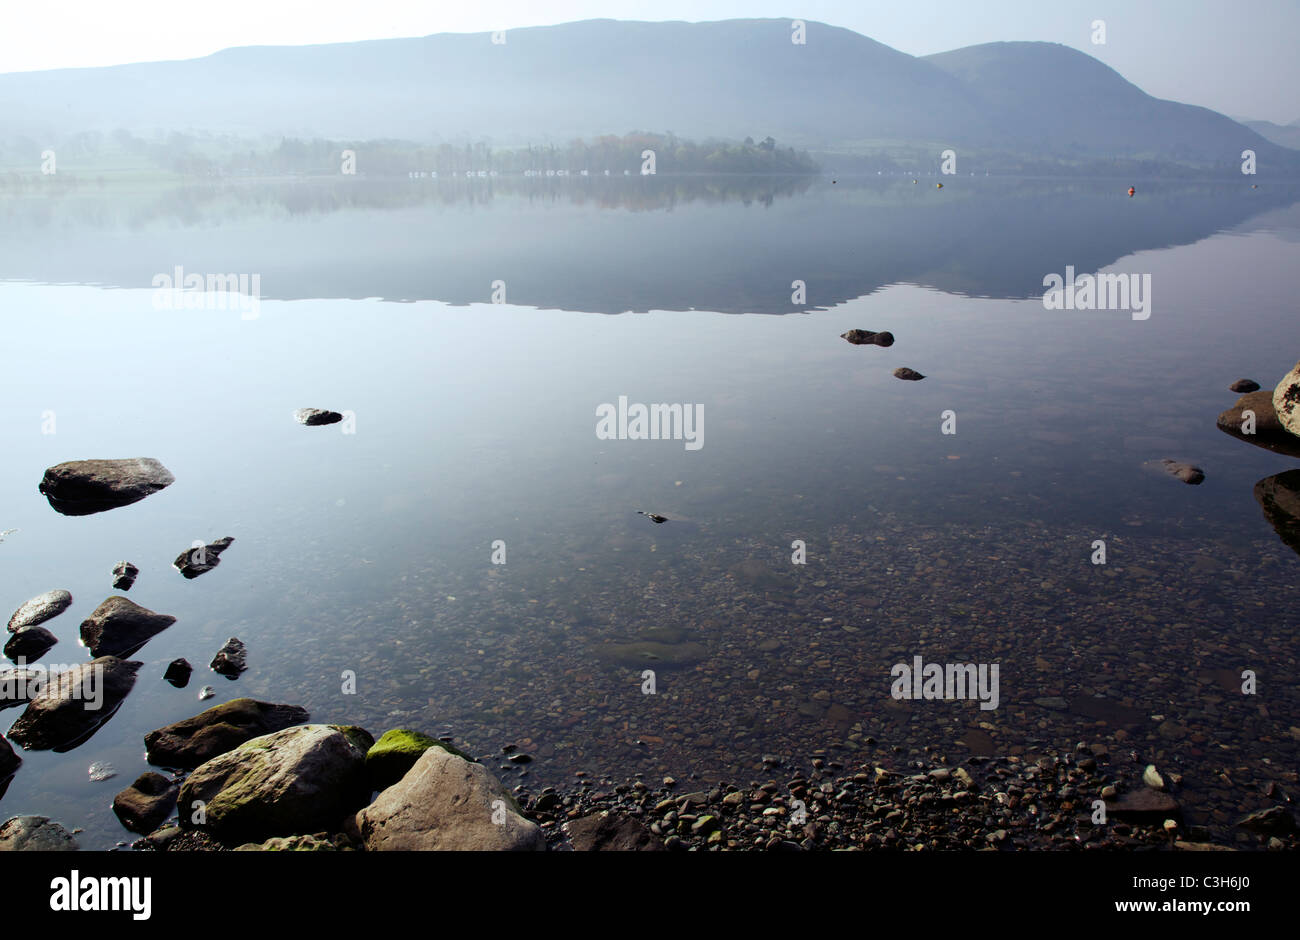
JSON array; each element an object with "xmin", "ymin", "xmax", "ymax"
[
  {"xmin": 111, "ymin": 562, "xmax": 139, "ymax": 591},
  {"xmin": 199, "ymin": 685, "xmax": 216, "ymax": 701},
  {"xmin": 1143, "ymin": 764, "xmax": 1166, "ymax": 790},
  {"xmin": 840, "ymin": 329, "xmax": 895, "ymax": 347},
  {"xmin": 174, "ymin": 537, "xmax": 235, "ymax": 579},
  {"xmin": 163, "ymin": 658, "xmax": 192, "ymax": 688},
  {"xmin": 38, "ymin": 458, "xmax": 174, "ymax": 516},
  {"xmin": 4, "ymin": 627, "xmax": 58, "ymax": 662},
  {"xmin": 7, "ymin": 589, "xmax": 72, "ymax": 633},
  {"xmin": 1229, "ymin": 378, "xmax": 1260, "ymax": 393},
  {"xmin": 294, "ymin": 408, "xmax": 344, "ymax": 426},
  {"xmin": 210, "ymin": 638, "xmax": 247, "ymax": 679},
  {"xmin": 88, "ymin": 760, "xmax": 117, "ymax": 782},
  {"xmin": 1155, "ymin": 459, "xmax": 1205, "ymax": 485},
  {"xmin": 893, "ymin": 368, "xmax": 925, "ymax": 381},
  {"xmin": 637, "ymin": 511, "xmax": 668, "ymax": 524}
]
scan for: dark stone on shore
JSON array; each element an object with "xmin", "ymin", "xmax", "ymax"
[
  {"xmin": 4, "ymin": 627, "xmax": 57, "ymax": 662},
  {"xmin": 0, "ymin": 815, "xmax": 78, "ymax": 851},
  {"xmin": 7, "ymin": 657, "xmax": 141, "ymax": 751},
  {"xmin": 893, "ymin": 367, "xmax": 925, "ymax": 381},
  {"xmin": 567, "ymin": 811, "xmax": 664, "ymax": 851},
  {"xmin": 1229, "ymin": 379, "xmax": 1260, "ymax": 393},
  {"xmin": 0, "ymin": 735, "xmax": 19, "ymax": 778},
  {"xmin": 112, "ymin": 772, "xmax": 180, "ymax": 834},
  {"xmin": 144, "ymin": 698, "xmax": 310, "ymax": 769},
  {"xmin": 7, "ymin": 589, "xmax": 72, "ymax": 633},
  {"xmin": 79, "ymin": 596, "xmax": 176, "ymax": 658},
  {"xmin": 164, "ymin": 658, "xmax": 192, "ymax": 688},
  {"xmin": 1255, "ymin": 470, "xmax": 1300, "ymax": 557},
  {"xmin": 1237, "ymin": 806, "xmax": 1298, "ymax": 834},
  {"xmin": 111, "ymin": 562, "xmax": 139, "ymax": 591},
  {"xmin": 841, "ymin": 329, "xmax": 894, "ymax": 347},
  {"xmin": 210, "ymin": 638, "xmax": 247, "ymax": 679},
  {"xmin": 294, "ymin": 408, "xmax": 343, "ymax": 426},
  {"xmin": 38, "ymin": 458, "xmax": 174, "ymax": 515},
  {"xmin": 174, "ymin": 537, "xmax": 235, "ymax": 579}
]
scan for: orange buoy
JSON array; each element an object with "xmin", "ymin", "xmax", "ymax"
[{"xmin": 1127, "ymin": 186, "xmax": 1135, "ymax": 197}]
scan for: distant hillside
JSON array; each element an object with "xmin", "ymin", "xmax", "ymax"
[
  {"xmin": 0, "ymin": 19, "xmax": 1292, "ymax": 172},
  {"xmin": 1239, "ymin": 119, "xmax": 1300, "ymax": 151}
]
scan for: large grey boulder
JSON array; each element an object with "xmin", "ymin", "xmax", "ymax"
[
  {"xmin": 1274, "ymin": 361, "xmax": 1300, "ymax": 437},
  {"xmin": 357, "ymin": 746, "xmax": 546, "ymax": 851},
  {"xmin": 6, "ymin": 589, "xmax": 72, "ymax": 632},
  {"xmin": 79, "ymin": 596, "xmax": 176, "ymax": 658},
  {"xmin": 178, "ymin": 724, "xmax": 373, "ymax": 843},
  {"xmin": 0, "ymin": 815, "xmax": 78, "ymax": 851},
  {"xmin": 144, "ymin": 698, "xmax": 309, "ymax": 769},
  {"xmin": 6, "ymin": 657, "xmax": 141, "ymax": 750},
  {"xmin": 38, "ymin": 458, "xmax": 174, "ymax": 515}
]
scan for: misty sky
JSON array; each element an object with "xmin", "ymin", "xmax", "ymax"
[{"xmin": 2, "ymin": 0, "xmax": 1296, "ymax": 124}]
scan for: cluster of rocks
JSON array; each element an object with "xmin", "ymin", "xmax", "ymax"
[
  {"xmin": 839, "ymin": 328, "xmax": 924, "ymax": 381},
  {"xmin": 1218, "ymin": 363, "xmax": 1300, "ymax": 459},
  {"xmin": 519, "ymin": 746, "xmax": 1300, "ymax": 852}
]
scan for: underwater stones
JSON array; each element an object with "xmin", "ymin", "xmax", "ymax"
[
  {"xmin": 174, "ymin": 537, "xmax": 235, "ymax": 579},
  {"xmin": 7, "ymin": 589, "xmax": 72, "ymax": 632},
  {"xmin": 38, "ymin": 458, "xmax": 174, "ymax": 515},
  {"xmin": 1145, "ymin": 458, "xmax": 1204, "ymax": 485},
  {"xmin": 841, "ymin": 329, "xmax": 894, "ymax": 347},
  {"xmin": 592, "ymin": 640, "xmax": 708, "ymax": 669},
  {"xmin": 79, "ymin": 597, "xmax": 176, "ymax": 658}
]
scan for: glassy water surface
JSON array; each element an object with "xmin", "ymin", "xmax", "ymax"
[{"xmin": 2, "ymin": 176, "xmax": 1298, "ymax": 848}]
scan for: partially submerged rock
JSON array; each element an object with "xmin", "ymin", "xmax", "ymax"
[
  {"xmin": 0, "ymin": 815, "xmax": 78, "ymax": 851},
  {"xmin": 1145, "ymin": 458, "xmax": 1205, "ymax": 485},
  {"xmin": 1229, "ymin": 378, "xmax": 1260, "ymax": 393},
  {"xmin": 163, "ymin": 658, "xmax": 192, "ymax": 688},
  {"xmin": 1216, "ymin": 390, "xmax": 1300, "ymax": 458},
  {"xmin": 357, "ymin": 746, "xmax": 545, "ymax": 851},
  {"xmin": 4, "ymin": 626, "xmax": 57, "ymax": 662},
  {"xmin": 841, "ymin": 329, "xmax": 895, "ymax": 347},
  {"xmin": 0, "ymin": 736, "xmax": 19, "ymax": 779},
  {"xmin": 112, "ymin": 772, "xmax": 180, "ymax": 834},
  {"xmin": 111, "ymin": 562, "xmax": 139, "ymax": 591},
  {"xmin": 79, "ymin": 596, "xmax": 176, "ymax": 658},
  {"xmin": 144, "ymin": 698, "xmax": 310, "ymax": 769},
  {"xmin": 174, "ymin": 537, "xmax": 235, "ymax": 579},
  {"xmin": 7, "ymin": 589, "xmax": 72, "ymax": 633},
  {"xmin": 294, "ymin": 408, "xmax": 343, "ymax": 426},
  {"xmin": 1274, "ymin": 360, "xmax": 1300, "ymax": 437},
  {"xmin": 38, "ymin": 458, "xmax": 174, "ymax": 515},
  {"xmin": 7, "ymin": 657, "xmax": 141, "ymax": 751},
  {"xmin": 1255, "ymin": 470, "xmax": 1300, "ymax": 557},
  {"xmin": 0, "ymin": 666, "xmax": 49, "ymax": 711},
  {"xmin": 893, "ymin": 367, "xmax": 925, "ymax": 381},
  {"xmin": 179, "ymin": 724, "xmax": 373, "ymax": 843},
  {"xmin": 209, "ymin": 638, "xmax": 247, "ymax": 679}
]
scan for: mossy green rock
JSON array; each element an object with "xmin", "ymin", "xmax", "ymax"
[{"xmin": 366, "ymin": 729, "xmax": 470, "ymax": 790}]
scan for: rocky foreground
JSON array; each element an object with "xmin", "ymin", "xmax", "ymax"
[{"xmin": 7, "ymin": 696, "xmax": 1297, "ymax": 852}]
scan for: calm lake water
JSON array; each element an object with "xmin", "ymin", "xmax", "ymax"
[{"xmin": 2, "ymin": 175, "xmax": 1299, "ymax": 848}]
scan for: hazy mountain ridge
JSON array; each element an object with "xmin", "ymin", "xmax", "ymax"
[{"xmin": 0, "ymin": 18, "xmax": 1292, "ymax": 170}]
